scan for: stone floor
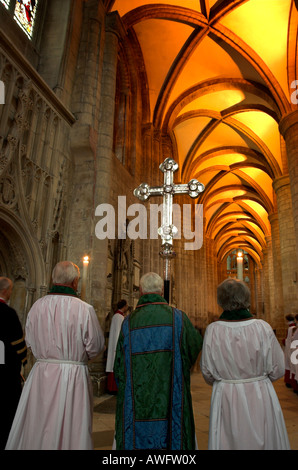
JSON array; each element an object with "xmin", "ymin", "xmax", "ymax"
[{"xmin": 92, "ymin": 370, "xmax": 298, "ymax": 450}]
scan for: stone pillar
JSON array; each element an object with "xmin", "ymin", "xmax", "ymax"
[
  {"xmin": 91, "ymin": 12, "xmax": 126, "ymax": 320},
  {"xmin": 24, "ymin": 287, "xmax": 36, "ymax": 319},
  {"xmin": 248, "ymin": 257, "xmax": 256, "ymax": 313},
  {"xmin": 204, "ymin": 236, "xmax": 218, "ymax": 323},
  {"xmin": 209, "ymin": 238, "xmax": 218, "ymax": 318},
  {"xmin": 272, "ymin": 175, "xmax": 298, "ymax": 317},
  {"xmin": 268, "ymin": 212, "xmax": 285, "ymax": 338},
  {"xmin": 262, "ymin": 247, "xmax": 270, "ymax": 322},
  {"xmin": 152, "ymin": 129, "xmax": 163, "ymax": 281},
  {"xmin": 254, "ymin": 266, "xmax": 263, "ymax": 317},
  {"xmin": 69, "ymin": 1, "xmax": 107, "ymax": 310},
  {"xmin": 201, "ymin": 218, "xmax": 208, "ymax": 327},
  {"xmin": 264, "ymin": 235, "xmax": 275, "ymax": 325},
  {"xmin": 68, "ymin": 10, "xmax": 125, "ymax": 385},
  {"xmin": 141, "ymin": 124, "xmax": 154, "ymax": 275},
  {"xmin": 279, "ymin": 111, "xmax": 298, "ymax": 267}
]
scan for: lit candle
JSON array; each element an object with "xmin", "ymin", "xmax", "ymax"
[
  {"xmin": 237, "ymin": 250, "xmax": 243, "ymax": 281},
  {"xmin": 81, "ymin": 256, "xmax": 89, "ymax": 301}
]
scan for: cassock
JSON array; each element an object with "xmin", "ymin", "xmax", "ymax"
[
  {"xmin": 105, "ymin": 309, "xmax": 125, "ymax": 393},
  {"xmin": 113, "ymin": 293, "xmax": 203, "ymax": 450},
  {"xmin": 5, "ymin": 286, "xmax": 104, "ymax": 450},
  {"xmin": 200, "ymin": 315, "xmax": 290, "ymax": 450},
  {"xmin": 0, "ymin": 299, "xmax": 27, "ymax": 449}
]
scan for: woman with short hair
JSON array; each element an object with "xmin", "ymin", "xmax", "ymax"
[{"xmin": 200, "ymin": 278, "xmax": 290, "ymax": 450}]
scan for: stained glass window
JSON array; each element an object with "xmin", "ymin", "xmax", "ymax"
[
  {"xmin": 0, "ymin": 0, "xmax": 10, "ymax": 9},
  {"xmin": 13, "ymin": 0, "xmax": 38, "ymax": 38}
]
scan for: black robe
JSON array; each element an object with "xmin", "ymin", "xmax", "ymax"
[{"xmin": 0, "ymin": 301, "xmax": 27, "ymax": 449}]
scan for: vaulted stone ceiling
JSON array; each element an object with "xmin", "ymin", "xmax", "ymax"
[{"xmin": 108, "ymin": 0, "xmax": 298, "ymax": 268}]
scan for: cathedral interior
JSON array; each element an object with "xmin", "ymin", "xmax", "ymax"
[{"xmin": 1, "ymin": 0, "xmax": 298, "ymax": 391}]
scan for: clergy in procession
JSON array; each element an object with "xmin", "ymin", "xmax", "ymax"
[
  {"xmin": 200, "ymin": 277, "xmax": 290, "ymax": 450},
  {"xmin": 0, "ymin": 277, "xmax": 27, "ymax": 449},
  {"xmin": 5, "ymin": 261, "xmax": 105, "ymax": 450},
  {"xmin": 106, "ymin": 299, "xmax": 128, "ymax": 394},
  {"xmin": 113, "ymin": 272, "xmax": 203, "ymax": 450}
]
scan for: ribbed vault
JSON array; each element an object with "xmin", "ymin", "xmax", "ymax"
[{"xmin": 108, "ymin": 0, "xmax": 298, "ymax": 271}]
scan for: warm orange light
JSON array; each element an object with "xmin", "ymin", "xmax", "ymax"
[
  {"xmin": 237, "ymin": 250, "xmax": 243, "ymax": 258},
  {"xmin": 83, "ymin": 256, "xmax": 89, "ymax": 265}
]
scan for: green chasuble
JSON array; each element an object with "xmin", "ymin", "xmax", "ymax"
[{"xmin": 113, "ymin": 294, "xmax": 203, "ymax": 450}]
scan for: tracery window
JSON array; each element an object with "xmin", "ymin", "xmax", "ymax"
[
  {"xmin": 14, "ymin": 0, "xmax": 38, "ymax": 38},
  {"xmin": 0, "ymin": 0, "xmax": 10, "ymax": 8},
  {"xmin": 0, "ymin": 0, "xmax": 38, "ymax": 39}
]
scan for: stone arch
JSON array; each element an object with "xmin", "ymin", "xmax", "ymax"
[{"xmin": 0, "ymin": 207, "xmax": 46, "ymax": 324}]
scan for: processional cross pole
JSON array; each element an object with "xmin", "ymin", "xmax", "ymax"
[{"xmin": 134, "ymin": 157, "xmax": 205, "ymax": 303}]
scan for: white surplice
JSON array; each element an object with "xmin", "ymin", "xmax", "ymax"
[
  {"xmin": 105, "ymin": 311, "xmax": 124, "ymax": 373},
  {"xmin": 5, "ymin": 294, "xmax": 105, "ymax": 450},
  {"xmin": 200, "ymin": 318, "xmax": 290, "ymax": 450}
]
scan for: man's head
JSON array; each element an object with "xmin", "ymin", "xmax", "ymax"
[
  {"xmin": 117, "ymin": 299, "xmax": 129, "ymax": 314},
  {"xmin": 117, "ymin": 299, "xmax": 127, "ymax": 309},
  {"xmin": 52, "ymin": 261, "xmax": 80, "ymax": 291},
  {"xmin": 0, "ymin": 277, "xmax": 13, "ymax": 301},
  {"xmin": 139, "ymin": 272, "xmax": 163, "ymax": 296}
]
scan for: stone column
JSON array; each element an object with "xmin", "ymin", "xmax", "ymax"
[
  {"xmin": 209, "ymin": 238, "xmax": 218, "ymax": 318},
  {"xmin": 264, "ymin": 235, "xmax": 275, "ymax": 325},
  {"xmin": 204, "ymin": 236, "xmax": 218, "ymax": 323},
  {"xmin": 141, "ymin": 124, "xmax": 154, "ymax": 275},
  {"xmin": 268, "ymin": 212, "xmax": 284, "ymax": 338},
  {"xmin": 261, "ymin": 247, "xmax": 270, "ymax": 322},
  {"xmin": 254, "ymin": 266, "xmax": 263, "ymax": 317},
  {"xmin": 91, "ymin": 12, "xmax": 126, "ymax": 322},
  {"xmin": 24, "ymin": 287, "xmax": 36, "ymax": 319},
  {"xmin": 272, "ymin": 175, "xmax": 298, "ymax": 316},
  {"xmin": 279, "ymin": 110, "xmax": 298, "ymax": 267},
  {"xmin": 69, "ymin": 1, "xmax": 107, "ymax": 309},
  {"xmin": 248, "ymin": 257, "xmax": 256, "ymax": 313},
  {"xmin": 201, "ymin": 218, "xmax": 208, "ymax": 327},
  {"xmin": 152, "ymin": 129, "xmax": 163, "ymax": 280}
]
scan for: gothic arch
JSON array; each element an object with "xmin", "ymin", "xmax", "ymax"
[{"xmin": 0, "ymin": 207, "xmax": 46, "ymax": 320}]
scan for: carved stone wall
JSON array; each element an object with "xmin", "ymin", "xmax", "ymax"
[{"xmin": 0, "ymin": 32, "xmax": 75, "ymax": 333}]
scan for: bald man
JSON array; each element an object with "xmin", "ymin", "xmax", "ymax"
[{"xmin": 6, "ymin": 261, "xmax": 105, "ymax": 450}]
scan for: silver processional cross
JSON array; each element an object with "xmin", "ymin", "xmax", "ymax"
[{"xmin": 134, "ymin": 157, "xmax": 205, "ymax": 302}]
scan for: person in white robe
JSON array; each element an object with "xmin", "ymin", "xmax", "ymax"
[
  {"xmin": 290, "ymin": 322, "xmax": 298, "ymax": 393},
  {"xmin": 105, "ymin": 299, "xmax": 128, "ymax": 393},
  {"xmin": 5, "ymin": 261, "xmax": 105, "ymax": 450},
  {"xmin": 283, "ymin": 314, "xmax": 296, "ymax": 388},
  {"xmin": 200, "ymin": 278, "xmax": 290, "ymax": 450}
]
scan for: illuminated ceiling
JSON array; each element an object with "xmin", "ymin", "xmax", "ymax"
[{"xmin": 108, "ymin": 0, "xmax": 298, "ymax": 267}]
